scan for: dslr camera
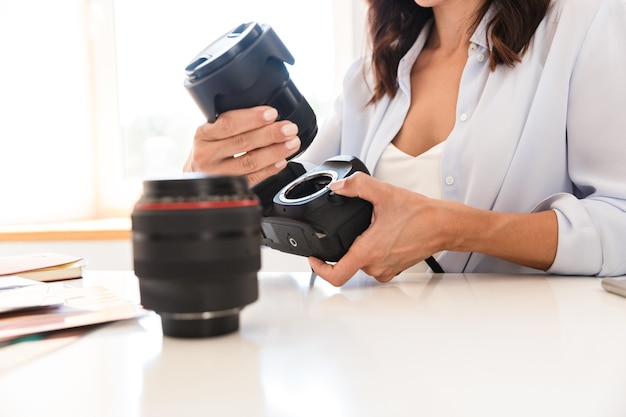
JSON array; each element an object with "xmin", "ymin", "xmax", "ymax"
[
  {"xmin": 257, "ymin": 155, "xmax": 372, "ymax": 262},
  {"xmin": 184, "ymin": 21, "xmax": 372, "ymax": 262}
]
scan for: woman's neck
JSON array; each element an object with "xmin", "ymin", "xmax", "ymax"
[{"xmin": 427, "ymin": 1, "xmax": 484, "ymax": 54}]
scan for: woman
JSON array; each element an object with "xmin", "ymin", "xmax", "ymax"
[{"xmin": 184, "ymin": 0, "xmax": 626, "ymax": 286}]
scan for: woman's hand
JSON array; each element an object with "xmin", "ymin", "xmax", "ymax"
[
  {"xmin": 308, "ymin": 172, "xmax": 449, "ymax": 286},
  {"xmin": 308, "ymin": 173, "xmax": 558, "ymax": 286},
  {"xmin": 184, "ymin": 106, "xmax": 301, "ymax": 186}
]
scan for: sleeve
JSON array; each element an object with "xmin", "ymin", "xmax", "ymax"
[
  {"xmin": 296, "ymin": 58, "xmax": 368, "ymax": 170},
  {"xmin": 295, "ymin": 93, "xmax": 344, "ymax": 171},
  {"xmin": 540, "ymin": 0, "xmax": 626, "ymax": 276}
]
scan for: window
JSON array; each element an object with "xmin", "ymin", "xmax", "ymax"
[
  {"xmin": 0, "ymin": 0, "xmax": 366, "ymax": 226},
  {"xmin": 0, "ymin": 0, "xmax": 96, "ymax": 225}
]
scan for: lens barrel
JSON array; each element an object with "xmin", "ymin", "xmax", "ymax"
[
  {"xmin": 184, "ymin": 22, "xmax": 317, "ymax": 159},
  {"xmin": 131, "ymin": 174, "xmax": 261, "ymax": 338}
]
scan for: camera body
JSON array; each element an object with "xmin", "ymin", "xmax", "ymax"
[{"xmin": 259, "ymin": 156, "xmax": 372, "ymax": 262}]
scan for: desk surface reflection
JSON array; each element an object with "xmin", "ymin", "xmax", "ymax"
[{"xmin": 0, "ymin": 271, "xmax": 625, "ymax": 417}]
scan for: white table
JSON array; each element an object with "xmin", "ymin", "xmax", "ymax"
[{"xmin": 1, "ymin": 271, "xmax": 625, "ymax": 417}]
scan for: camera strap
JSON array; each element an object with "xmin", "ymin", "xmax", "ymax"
[{"xmin": 425, "ymin": 256, "xmax": 444, "ymax": 273}]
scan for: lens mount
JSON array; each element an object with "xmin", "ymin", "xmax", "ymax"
[
  {"xmin": 159, "ymin": 308, "xmax": 242, "ymax": 338},
  {"xmin": 278, "ymin": 170, "xmax": 338, "ymax": 204}
]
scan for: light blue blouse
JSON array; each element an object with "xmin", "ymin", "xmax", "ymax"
[{"xmin": 299, "ymin": 0, "xmax": 626, "ymax": 276}]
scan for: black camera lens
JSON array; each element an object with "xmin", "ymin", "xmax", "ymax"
[
  {"xmin": 184, "ymin": 21, "xmax": 317, "ymax": 159},
  {"xmin": 131, "ymin": 174, "xmax": 262, "ymax": 338}
]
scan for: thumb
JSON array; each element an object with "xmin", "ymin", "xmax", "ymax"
[{"xmin": 329, "ymin": 172, "xmax": 381, "ymax": 203}]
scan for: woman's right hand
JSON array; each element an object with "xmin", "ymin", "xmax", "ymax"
[{"xmin": 183, "ymin": 106, "xmax": 301, "ymax": 186}]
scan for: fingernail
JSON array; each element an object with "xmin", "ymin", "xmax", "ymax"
[
  {"xmin": 281, "ymin": 123, "xmax": 298, "ymax": 136},
  {"xmin": 275, "ymin": 159, "xmax": 288, "ymax": 169},
  {"xmin": 285, "ymin": 137, "xmax": 300, "ymax": 150},
  {"xmin": 330, "ymin": 179, "xmax": 345, "ymax": 190},
  {"xmin": 263, "ymin": 108, "xmax": 278, "ymax": 121}
]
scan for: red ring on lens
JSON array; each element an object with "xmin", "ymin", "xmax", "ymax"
[{"xmin": 135, "ymin": 199, "xmax": 259, "ymax": 211}]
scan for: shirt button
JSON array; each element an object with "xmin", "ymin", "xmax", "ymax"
[
  {"xmin": 445, "ymin": 176, "xmax": 455, "ymax": 186},
  {"xmin": 477, "ymin": 53, "xmax": 485, "ymax": 62},
  {"xmin": 469, "ymin": 43, "xmax": 478, "ymax": 52},
  {"xmin": 460, "ymin": 113, "xmax": 469, "ymax": 122}
]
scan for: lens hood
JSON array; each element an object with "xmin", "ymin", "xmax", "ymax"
[{"xmin": 184, "ymin": 22, "xmax": 317, "ymax": 159}]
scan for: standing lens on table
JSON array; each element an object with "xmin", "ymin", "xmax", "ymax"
[{"xmin": 131, "ymin": 174, "xmax": 261, "ymax": 338}]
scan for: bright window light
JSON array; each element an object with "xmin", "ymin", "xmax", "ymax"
[{"xmin": 0, "ymin": 0, "xmax": 366, "ymax": 225}]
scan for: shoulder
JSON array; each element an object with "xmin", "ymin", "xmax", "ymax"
[
  {"xmin": 342, "ymin": 57, "xmax": 373, "ymax": 94},
  {"xmin": 547, "ymin": 0, "xmax": 624, "ymax": 23},
  {"xmin": 340, "ymin": 56, "xmax": 376, "ymax": 110},
  {"xmin": 533, "ymin": 0, "xmax": 625, "ymax": 55}
]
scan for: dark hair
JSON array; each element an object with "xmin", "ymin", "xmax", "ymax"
[{"xmin": 365, "ymin": 0, "xmax": 552, "ymax": 103}]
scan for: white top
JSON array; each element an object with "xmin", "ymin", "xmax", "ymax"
[
  {"xmin": 300, "ymin": 0, "xmax": 626, "ymax": 276},
  {"xmin": 373, "ymin": 141, "xmax": 445, "ymax": 272},
  {"xmin": 374, "ymin": 142, "xmax": 444, "ymax": 200}
]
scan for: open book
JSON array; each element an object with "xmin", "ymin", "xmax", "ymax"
[{"xmin": 0, "ymin": 253, "xmax": 85, "ymax": 282}]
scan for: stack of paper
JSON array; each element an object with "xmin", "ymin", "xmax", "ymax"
[
  {"xmin": 0, "ymin": 277, "xmax": 147, "ymax": 346},
  {"xmin": 0, "ymin": 253, "xmax": 85, "ymax": 282}
]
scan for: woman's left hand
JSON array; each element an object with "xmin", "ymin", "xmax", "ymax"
[{"xmin": 308, "ymin": 172, "xmax": 450, "ymax": 286}]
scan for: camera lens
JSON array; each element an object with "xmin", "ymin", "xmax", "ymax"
[
  {"xmin": 131, "ymin": 174, "xmax": 261, "ymax": 338},
  {"xmin": 184, "ymin": 22, "xmax": 318, "ymax": 159}
]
